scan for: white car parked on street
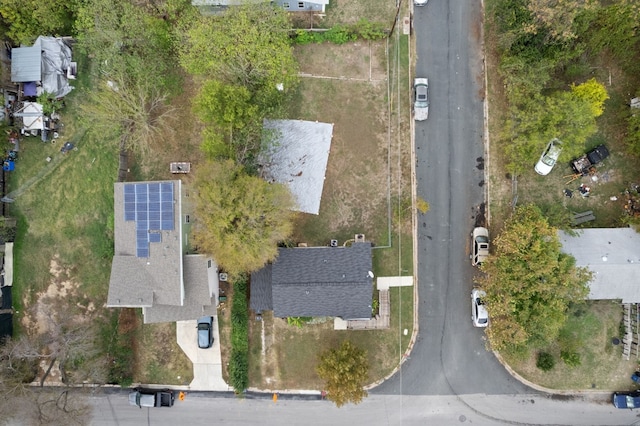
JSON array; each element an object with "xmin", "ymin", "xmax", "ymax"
[
  {"xmin": 471, "ymin": 288, "xmax": 489, "ymax": 328},
  {"xmin": 413, "ymin": 78, "xmax": 429, "ymax": 121}
]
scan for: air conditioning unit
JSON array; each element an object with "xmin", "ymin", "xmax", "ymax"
[
  {"xmin": 219, "ymin": 273, "xmax": 228, "ymax": 282},
  {"xmin": 355, "ymin": 234, "xmax": 365, "ymax": 243},
  {"xmin": 330, "ymin": 239, "xmax": 338, "ymax": 247}
]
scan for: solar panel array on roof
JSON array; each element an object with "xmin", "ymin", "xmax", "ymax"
[{"xmin": 123, "ymin": 182, "xmax": 174, "ymax": 257}]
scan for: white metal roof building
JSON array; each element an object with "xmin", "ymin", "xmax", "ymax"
[
  {"xmin": 259, "ymin": 119, "xmax": 333, "ymax": 215},
  {"xmin": 559, "ymin": 227, "xmax": 640, "ymax": 303}
]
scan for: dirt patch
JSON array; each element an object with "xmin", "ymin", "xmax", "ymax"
[
  {"xmin": 290, "ymin": 40, "xmax": 407, "ymax": 241},
  {"xmin": 20, "ymin": 256, "xmax": 98, "ymax": 385}
]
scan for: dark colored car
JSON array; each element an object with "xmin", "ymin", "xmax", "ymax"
[
  {"xmin": 613, "ymin": 391, "xmax": 640, "ymax": 409},
  {"xmin": 570, "ymin": 144, "xmax": 609, "ymax": 174},
  {"xmin": 128, "ymin": 388, "xmax": 175, "ymax": 408},
  {"xmin": 197, "ymin": 316, "xmax": 214, "ymax": 349}
]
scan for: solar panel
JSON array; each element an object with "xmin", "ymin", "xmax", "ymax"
[
  {"xmin": 122, "ymin": 182, "xmax": 175, "ymax": 258},
  {"xmin": 161, "ymin": 182, "xmax": 172, "ymax": 194},
  {"xmin": 124, "ymin": 202, "xmax": 136, "ymax": 221}
]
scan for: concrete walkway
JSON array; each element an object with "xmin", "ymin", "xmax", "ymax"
[{"xmin": 176, "ymin": 318, "xmax": 230, "ymax": 391}]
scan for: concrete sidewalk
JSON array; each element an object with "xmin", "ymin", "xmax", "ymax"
[{"xmin": 176, "ymin": 318, "xmax": 230, "ymax": 391}]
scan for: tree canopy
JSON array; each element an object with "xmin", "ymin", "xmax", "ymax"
[
  {"xmin": 316, "ymin": 341, "xmax": 369, "ymax": 408},
  {"xmin": 504, "ymin": 88, "xmax": 600, "ymax": 172},
  {"xmin": 0, "ymin": 0, "xmax": 77, "ymax": 44},
  {"xmin": 179, "ymin": 3, "xmax": 299, "ymax": 93},
  {"xmin": 192, "ymin": 160, "xmax": 294, "ymax": 275},
  {"xmin": 476, "ymin": 205, "xmax": 590, "ymax": 356}
]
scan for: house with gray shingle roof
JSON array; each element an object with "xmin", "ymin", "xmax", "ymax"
[
  {"xmin": 250, "ymin": 242, "xmax": 373, "ymax": 320},
  {"xmin": 107, "ymin": 180, "xmax": 219, "ymax": 323},
  {"xmin": 559, "ymin": 227, "xmax": 640, "ymax": 303},
  {"xmin": 192, "ymin": 0, "xmax": 329, "ymax": 13}
]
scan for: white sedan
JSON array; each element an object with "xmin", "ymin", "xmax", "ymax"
[
  {"xmin": 470, "ymin": 227, "xmax": 489, "ymax": 266},
  {"xmin": 534, "ymin": 138, "xmax": 563, "ymax": 176},
  {"xmin": 471, "ymin": 288, "xmax": 489, "ymax": 328}
]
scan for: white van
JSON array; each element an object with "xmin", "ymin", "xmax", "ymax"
[{"xmin": 414, "ymin": 0, "xmax": 428, "ymax": 6}]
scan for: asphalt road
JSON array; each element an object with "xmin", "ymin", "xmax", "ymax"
[
  {"xmin": 89, "ymin": 391, "xmax": 637, "ymax": 425},
  {"xmin": 373, "ymin": 1, "xmax": 531, "ymax": 396}
]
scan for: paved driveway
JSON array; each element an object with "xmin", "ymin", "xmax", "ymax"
[{"xmin": 176, "ymin": 318, "xmax": 229, "ymax": 391}]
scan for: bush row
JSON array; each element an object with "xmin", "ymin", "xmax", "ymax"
[
  {"xmin": 229, "ymin": 276, "xmax": 249, "ymax": 392},
  {"xmin": 293, "ymin": 19, "xmax": 387, "ymax": 45}
]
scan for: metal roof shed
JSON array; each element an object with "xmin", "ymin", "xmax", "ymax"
[{"xmin": 11, "ymin": 42, "xmax": 42, "ymax": 83}]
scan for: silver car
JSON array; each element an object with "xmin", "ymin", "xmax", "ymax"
[
  {"xmin": 471, "ymin": 227, "xmax": 489, "ymax": 266},
  {"xmin": 471, "ymin": 288, "xmax": 489, "ymax": 328},
  {"xmin": 413, "ymin": 78, "xmax": 429, "ymax": 121}
]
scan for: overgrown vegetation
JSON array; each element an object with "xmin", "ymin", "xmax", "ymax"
[
  {"xmin": 229, "ymin": 276, "xmax": 249, "ymax": 393},
  {"xmin": 293, "ymin": 19, "xmax": 387, "ymax": 45},
  {"xmin": 488, "ymin": 0, "xmax": 640, "ymax": 173},
  {"xmin": 477, "ymin": 205, "xmax": 591, "ymax": 357}
]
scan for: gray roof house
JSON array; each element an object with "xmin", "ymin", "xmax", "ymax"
[
  {"xmin": 107, "ymin": 180, "xmax": 219, "ymax": 323},
  {"xmin": 11, "ymin": 36, "xmax": 75, "ymax": 98},
  {"xmin": 250, "ymin": 242, "xmax": 374, "ymax": 320},
  {"xmin": 192, "ymin": 0, "xmax": 329, "ymax": 13},
  {"xmin": 559, "ymin": 227, "xmax": 640, "ymax": 303}
]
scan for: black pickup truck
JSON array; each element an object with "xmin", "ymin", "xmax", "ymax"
[
  {"xmin": 571, "ymin": 144, "xmax": 609, "ymax": 174},
  {"xmin": 128, "ymin": 388, "xmax": 175, "ymax": 408}
]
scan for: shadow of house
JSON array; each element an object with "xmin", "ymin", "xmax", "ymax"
[
  {"xmin": 107, "ymin": 180, "xmax": 219, "ymax": 323},
  {"xmin": 250, "ymin": 242, "xmax": 374, "ymax": 320}
]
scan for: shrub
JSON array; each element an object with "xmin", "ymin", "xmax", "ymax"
[
  {"xmin": 560, "ymin": 350, "xmax": 581, "ymax": 367},
  {"xmin": 536, "ymin": 352, "xmax": 555, "ymax": 371},
  {"xmin": 292, "ymin": 20, "xmax": 387, "ymax": 45},
  {"xmin": 229, "ymin": 276, "xmax": 249, "ymax": 393}
]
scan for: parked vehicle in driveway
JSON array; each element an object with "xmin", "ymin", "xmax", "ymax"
[
  {"xmin": 470, "ymin": 227, "xmax": 489, "ymax": 266},
  {"xmin": 414, "ymin": 0, "xmax": 429, "ymax": 5},
  {"xmin": 534, "ymin": 138, "xmax": 563, "ymax": 176},
  {"xmin": 413, "ymin": 78, "xmax": 429, "ymax": 121},
  {"xmin": 613, "ymin": 391, "xmax": 640, "ymax": 409},
  {"xmin": 471, "ymin": 288, "xmax": 489, "ymax": 328},
  {"xmin": 197, "ymin": 316, "xmax": 214, "ymax": 349},
  {"xmin": 129, "ymin": 388, "xmax": 175, "ymax": 408}
]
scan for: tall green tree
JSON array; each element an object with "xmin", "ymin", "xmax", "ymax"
[
  {"xmin": 75, "ymin": 0, "xmax": 192, "ymax": 92},
  {"xmin": 178, "ymin": 3, "xmax": 299, "ymax": 94},
  {"xmin": 192, "ymin": 159, "xmax": 294, "ymax": 275},
  {"xmin": 316, "ymin": 341, "xmax": 369, "ymax": 408},
  {"xmin": 193, "ymin": 80, "xmax": 263, "ymax": 164},
  {"xmin": 476, "ymin": 205, "xmax": 590, "ymax": 356},
  {"xmin": 504, "ymin": 89, "xmax": 598, "ymax": 173},
  {"xmin": 0, "ymin": 0, "xmax": 78, "ymax": 44}
]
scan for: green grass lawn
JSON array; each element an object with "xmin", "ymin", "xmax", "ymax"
[{"xmin": 505, "ymin": 301, "xmax": 638, "ymax": 391}]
